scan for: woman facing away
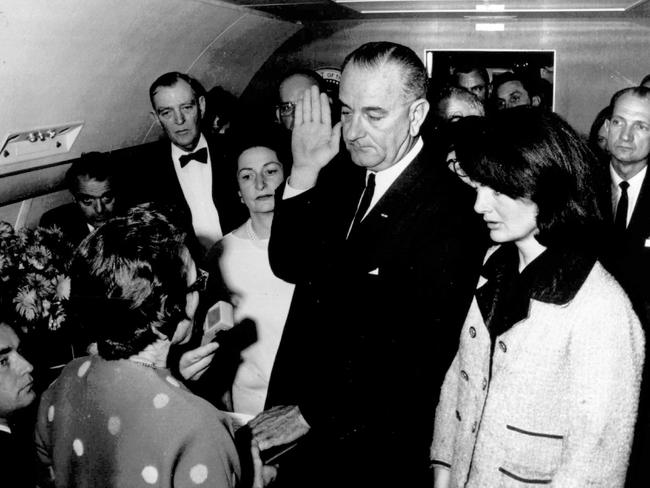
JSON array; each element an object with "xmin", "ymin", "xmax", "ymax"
[
  {"xmin": 216, "ymin": 138, "xmax": 294, "ymax": 416},
  {"xmin": 34, "ymin": 206, "xmax": 241, "ymax": 488},
  {"xmin": 431, "ymin": 107, "xmax": 645, "ymax": 487}
]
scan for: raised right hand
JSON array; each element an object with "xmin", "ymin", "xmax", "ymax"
[{"xmin": 289, "ymin": 85, "xmax": 341, "ymax": 190}]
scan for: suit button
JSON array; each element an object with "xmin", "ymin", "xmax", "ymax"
[
  {"xmin": 482, "ymin": 377, "xmax": 488, "ymax": 390},
  {"xmin": 472, "ymin": 421, "xmax": 478, "ymax": 433},
  {"xmin": 498, "ymin": 341, "xmax": 507, "ymax": 353},
  {"xmin": 455, "ymin": 410, "xmax": 461, "ymax": 421},
  {"xmin": 469, "ymin": 327, "xmax": 476, "ymax": 338},
  {"xmin": 460, "ymin": 370, "xmax": 469, "ymax": 381}
]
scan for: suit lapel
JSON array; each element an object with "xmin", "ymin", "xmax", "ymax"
[
  {"xmin": 627, "ymin": 169, "xmax": 650, "ymax": 240},
  {"xmin": 345, "ymin": 150, "xmax": 443, "ymax": 267}
]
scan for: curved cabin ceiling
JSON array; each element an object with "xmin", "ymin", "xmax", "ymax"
[
  {"xmin": 0, "ymin": 0, "xmax": 299, "ymax": 203},
  {"xmin": 1, "ymin": 0, "xmax": 650, "ymax": 209}
]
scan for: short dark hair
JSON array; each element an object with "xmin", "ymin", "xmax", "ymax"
[
  {"xmin": 492, "ymin": 71, "xmax": 538, "ymax": 98},
  {"xmin": 609, "ymin": 85, "xmax": 650, "ymax": 110},
  {"xmin": 588, "ymin": 105, "xmax": 612, "ymax": 152},
  {"xmin": 451, "ymin": 65, "xmax": 490, "ymax": 86},
  {"xmin": 149, "ymin": 71, "xmax": 206, "ymax": 108},
  {"xmin": 460, "ymin": 107, "xmax": 604, "ymax": 248},
  {"xmin": 65, "ymin": 152, "xmax": 114, "ymax": 194},
  {"xmin": 341, "ymin": 42, "xmax": 428, "ymax": 101},
  {"xmin": 203, "ymin": 85, "xmax": 238, "ymax": 131},
  {"xmin": 67, "ymin": 206, "xmax": 189, "ymax": 360}
]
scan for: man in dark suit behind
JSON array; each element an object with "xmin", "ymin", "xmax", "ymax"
[
  {"xmin": 40, "ymin": 151, "xmax": 118, "ymax": 245},
  {"xmin": 249, "ymin": 42, "xmax": 487, "ymax": 488},
  {"xmin": 132, "ymin": 72, "xmax": 245, "ymax": 259},
  {"xmin": 600, "ymin": 86, "xmax": 650, "ymax": 487}
]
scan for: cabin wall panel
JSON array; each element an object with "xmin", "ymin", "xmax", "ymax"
[
  {"xmin": 0, "ymin": 0, "xmax": 299, "ymax": 205},
  {"xmin": 244, "ymin": 18, "xmax": 650, "ymax": 135}
]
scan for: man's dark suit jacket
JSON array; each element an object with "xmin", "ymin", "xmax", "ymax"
[
  {"xmin": 601, "ymin": 168, "xmax": 650, "ymax": 488},
  {"xmin": 126, "ymin": 135, "xmax": 246, "ymax": 260},
  {"xmin": 39, "ymin": 203, "xmax": 91, "ymax": 245},
  {"xmin": 265, "ymin": 146, "xmax": 487, "ymax": 488}
]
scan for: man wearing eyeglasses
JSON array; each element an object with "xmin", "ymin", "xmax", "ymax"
[
  {"xmin": 276, "ymin": 70, "xmax": 327, "ymax": 131},
  {"xmin": 129, "ymin": 72, "xmax": 245, "ymax": 260},
  {"xmin": 40, "ymin": 151, "xmax": 119, "ymax": 245}
]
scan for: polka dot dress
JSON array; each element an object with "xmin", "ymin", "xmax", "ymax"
[{"xmin": 35, "ymin": 356, "xmax": 241, "ymax": 487}]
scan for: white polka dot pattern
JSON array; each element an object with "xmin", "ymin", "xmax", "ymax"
[
  {"xmin": 73, "ymin": 439, "xmax": 84, "ymax": 457},
  {"xmin": 47, "ymin": 405, "xmax": 55, "ymax": 422},
  {"xmin": 166, "ymin": 376, "xmax": 180, "ymax": 388},
  {"xmin": 189, "ymin": 464, "xmax": 208, "ymax": 484},
  {"xmin": 108, "ymin": 416, "xmax": 121, "ymax": 435},
  {"xmin": 153, "ymin": 393, "xmax": 170, "ymax": 409},
  {"xmin": 142, "ymin": 466, "xmax": 159, "ymax": 484},
  {"xmin": 77, "ymin": 360, "xmax": 91, "ymax": 377}
]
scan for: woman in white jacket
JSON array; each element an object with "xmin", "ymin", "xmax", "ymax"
[{"xmin": 431, "ymin": 108, "xmax": 644, "ymax": 488}]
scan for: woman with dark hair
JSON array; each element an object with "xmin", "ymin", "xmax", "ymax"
[
  {"xmin": 431, "ymin": 107, "xmax": 644, "ymax": 487},
  {"xmin": 212, "ymin": 138, "xmax": 294, "ymax": 417},
  {"xmin": 589, "ymin": 105, "xmax": 612, "ymax": 162},
  {"xmin": 34, "ymin": 207, "xmax": 241, "ymax": 487}
]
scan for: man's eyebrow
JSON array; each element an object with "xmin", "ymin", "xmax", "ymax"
[
  {"xmin": 0, "ymin": 347, "xmax": 11, "ymax": 356},
  {"xmin": 362, "ymin": 106, "xmax": 388, "ymax": 114}
]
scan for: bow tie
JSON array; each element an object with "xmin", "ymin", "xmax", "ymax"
[{"xmin": 179, "ymin": 147, "xmax": 208, "ymax": 168}]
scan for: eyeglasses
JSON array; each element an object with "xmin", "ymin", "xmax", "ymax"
[
  {"xmin": 186, "ymin": 268, "xmax": 209, "ymax": 294},
  {"xmin": 275, "ymin": 102, "xmax": 296, "ymax": 118}
]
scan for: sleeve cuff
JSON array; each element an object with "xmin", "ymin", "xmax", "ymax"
[{"xmin": 283, "ymin": 178, "xmax": 313, "ymax": 199}]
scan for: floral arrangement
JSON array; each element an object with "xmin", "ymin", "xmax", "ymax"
[{"xmin": 0, "ymin": 221, "xmax": 74, "ymax": 333}]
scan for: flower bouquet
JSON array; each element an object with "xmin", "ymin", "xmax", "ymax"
[{"xmin": 0, "ymin": 221, "xmax": 77, "ymax": 377}]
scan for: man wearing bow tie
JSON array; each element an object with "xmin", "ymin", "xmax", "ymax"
[{"xmin": 135, "ymin": 72, "xmax": 245, "ymax": 258}]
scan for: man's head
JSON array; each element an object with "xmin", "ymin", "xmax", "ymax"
[
  {"xmin": 492, "ymin": 72, "xmax": 541, "ymax": 111},
  {"xmin": 150, "ymin": 72, "xmax": 206, "ymax": 151},
  {"xmin": 339, "ymin": 42, "xmax": 429, "ymax": 171},
  {"xmin": 451, "ymin": 66, "xmax": 490, "ymax": 102},
  {"xmin": 0, "ymin": 323, "xmax": 35, "ymax": 421},
  {"xmin": 276, "ymin": 70, "xmax": 325, "ymax": 130},
  {"xmin": 436, "ymin": 86, "xmax": 485, "ymax": 123},
  {"xmin": 606, "ymin": 86, "xmax": 650, "ymax": 176},
  {"xmin": 66, "ymin": 152, "xmax": 117, "ymax": 227}
]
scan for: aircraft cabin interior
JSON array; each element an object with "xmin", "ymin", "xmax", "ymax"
[
  {"xmin": 3, "ymin": 1, "xmax": 650, "ymax": 487},
  {"xmin": 1, "ymin": 0, "xmax": 650, "ymax": 225}
]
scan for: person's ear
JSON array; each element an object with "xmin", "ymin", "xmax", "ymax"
[
  {"xmin": 198, "ymin": 95, "xmax": 206, "ymax": 119},
  {"xmin": 531, "ymin": 95, "xmax": 541, "ymax": 107},
  {"xmin": 604, "ymin": 118, "xmax": 611, "ymax": 135},
  {"xmin": 238, "ymin": 190, "xmax": 244, "ymax": 204},
  {"xmin": 408, "ymin": 99, "xmax": 430, "ymax": 136}
]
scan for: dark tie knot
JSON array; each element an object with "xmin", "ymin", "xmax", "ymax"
[
  {"xmin": 619, "ymin": 181, "xmax": 630, "ymax": 191},
  {"xmin": 179, "ymin": 147, "xmax": 208, "ymax": 168}
]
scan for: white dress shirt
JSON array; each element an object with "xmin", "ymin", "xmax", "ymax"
[
  {"xmin": 284, "ymin": 137, "xmax": 424, "ymax": 215},
  {"xmin": 610, "ymin": 164, "xmax": 647, "ymax": 227},
  {"xmin": 172, "ymin": 134, "xmax": 223, "ymax": 249}
]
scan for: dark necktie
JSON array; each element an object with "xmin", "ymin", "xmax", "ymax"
[
  {"xmin": 179, "ymin": 147, "xmax": 208, "ymax": 168},
  {"xmin": 615, "ymin": 180, "xmax": 629, "ymax": 232},
  {"xmin": 349, "ymin": 173, "xmax": 375, "ymax": 236}
]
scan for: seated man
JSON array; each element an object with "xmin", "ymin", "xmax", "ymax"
[
  {"xmin": 40, "ymin": 152, "xmax": 118, "ymax": 244},
  {"xmin": 0, "ymin": 321, "xmax": 37, "ymax": 488}
]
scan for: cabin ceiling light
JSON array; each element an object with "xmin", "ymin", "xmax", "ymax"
[
  {"xmin": 336, "ymin": 0, "xmax": 631, "ymax": 15},
  {"xmin": 1, "ymin": 122, "xmax": 84, "ymax": 166}
]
